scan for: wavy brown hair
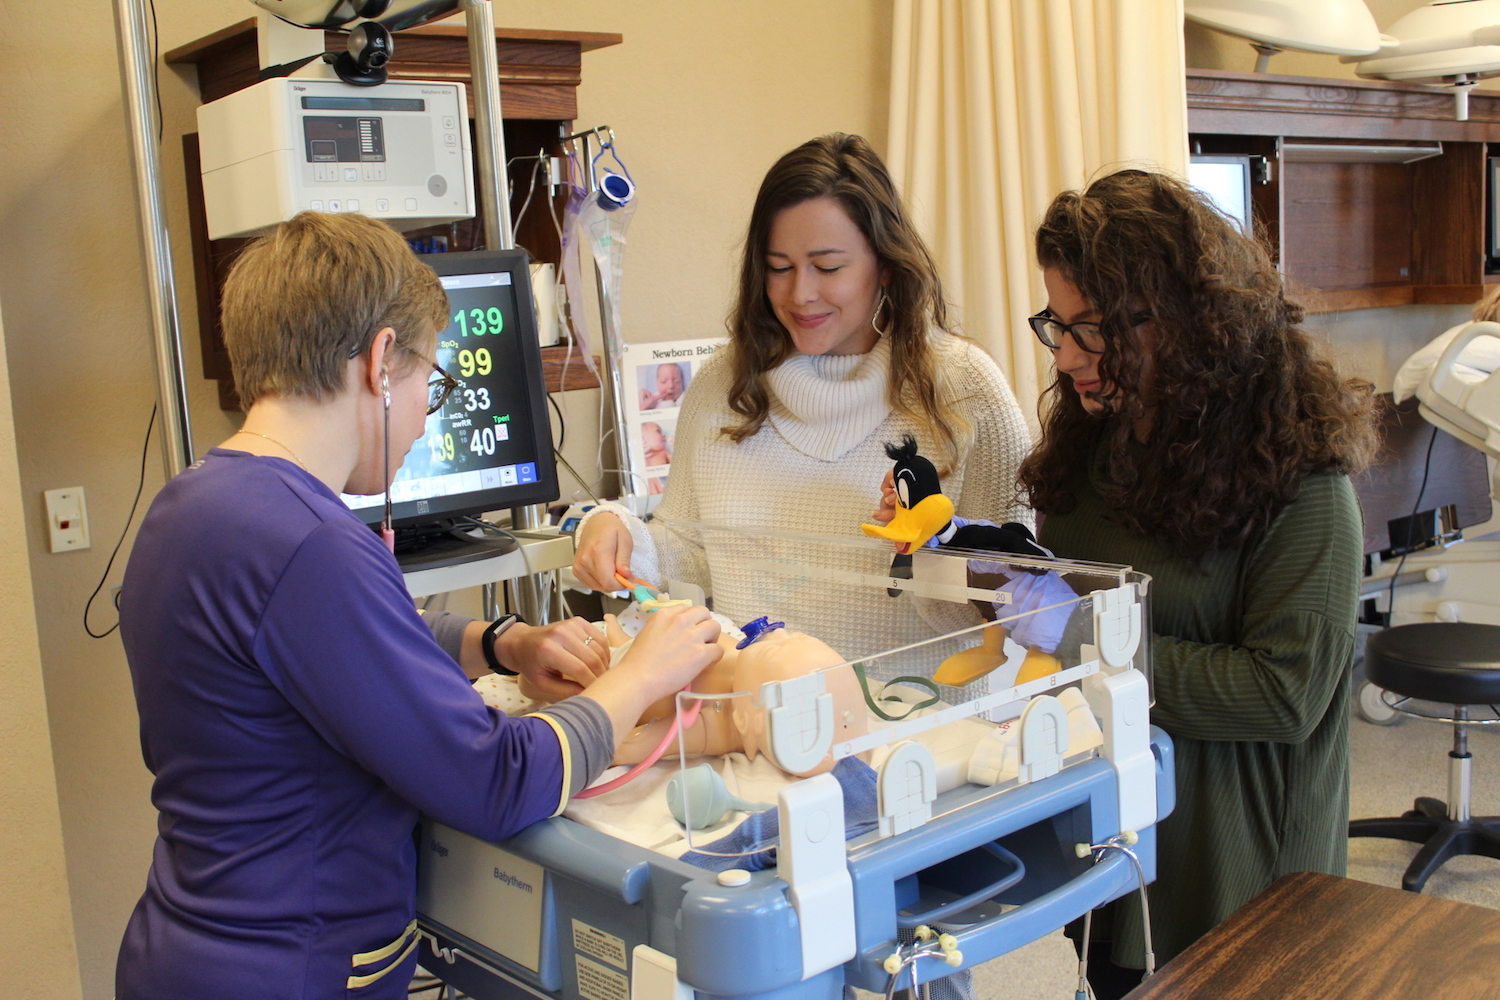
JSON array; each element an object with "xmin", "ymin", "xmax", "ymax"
[
  {"xmin": 1019, "ymin": 169, "xmax": 1377, "ymax": 558},
  {"xmin": 722, "ymin": 133, "xmax": 969, "ymax": 473}
]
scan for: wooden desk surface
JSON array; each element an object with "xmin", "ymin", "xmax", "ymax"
[{"xmin": 1123, "ymin": 872, "xmax": 1500, "ymax": 1000}]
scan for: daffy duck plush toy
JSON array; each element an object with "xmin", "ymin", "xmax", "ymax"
[
  {"xmin": 862, "ymin": 435, "xmax": 1049, "ymax": 577},
  {"xmin": 862, "ymin": 435, "xmax": 1063, "ymax": 687}
]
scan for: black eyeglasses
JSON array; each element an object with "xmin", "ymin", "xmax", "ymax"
[
  {"xmin": 1028, "ymin": 310, "xmax": 1152, "ymax": 354},
  {"xmin": 425, "ymin": 362, "xmax": 462, "ymax": 415}
]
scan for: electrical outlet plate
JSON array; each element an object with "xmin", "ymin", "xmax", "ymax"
[{"xmin": 44, "ymin": 487, "xmax": 89, "ymax": 553}]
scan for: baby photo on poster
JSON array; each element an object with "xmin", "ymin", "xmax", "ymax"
[
  {"xmin": 637, "ymin": 361, "xmax": 690, "ymax": 411},
  {"xmin": 641, "ymin": 418, "xmax": 674, "ymax": 472},
  {"xmin": 620, "ymin": 337, "xmax": 723, "ymax": 498}
]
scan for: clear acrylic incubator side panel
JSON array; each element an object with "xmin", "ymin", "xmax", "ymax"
[{"xmin": 648, "ymin": 519, "xmax": 1153, "ymax": 861}]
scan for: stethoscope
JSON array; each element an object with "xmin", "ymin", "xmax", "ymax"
[{"xmin": 1072, "ymin": 831, "xmax": 1155, "ymax": 1000}]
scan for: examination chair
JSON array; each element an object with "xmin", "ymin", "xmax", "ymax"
[{"xmin": 1349, "ymin": 622, "xmax": 1500, "ymax": 891}]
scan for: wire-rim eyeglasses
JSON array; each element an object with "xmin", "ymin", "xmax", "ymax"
[{"xmin": 424, "ymin": 362, "xmax": 462, "ymax": 415}]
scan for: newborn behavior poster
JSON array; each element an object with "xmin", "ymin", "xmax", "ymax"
[{"xmin": 620, "ymin": 337, "xmax": 726, "ymax": 496}]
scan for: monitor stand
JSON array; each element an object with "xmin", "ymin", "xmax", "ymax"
[{"xmin": 392, "ymin": 519, "xmax": 519, "ymax": 573}]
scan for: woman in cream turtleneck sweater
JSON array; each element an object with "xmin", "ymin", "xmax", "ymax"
[{"xmin": 574, "ymin": 134, "xmax": 1030, "ymax": 661}]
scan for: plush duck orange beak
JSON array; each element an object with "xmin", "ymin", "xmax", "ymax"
[{"xmin": 862, "ymin": 493, "xmax": 955, "ymax": 554}]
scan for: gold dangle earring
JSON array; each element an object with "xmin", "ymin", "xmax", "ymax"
[{"xmin": 871, "ymin": 289, "xmax": 891, "ymax": 337}]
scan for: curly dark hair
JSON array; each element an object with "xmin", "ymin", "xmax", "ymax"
[
  {"xmin": 722, "ymin": 134, "xmax": 968, "ymax": 474},
  {"xmin": 1018, "ymin": 169, "xmax": 1378, "ymax": 559}
]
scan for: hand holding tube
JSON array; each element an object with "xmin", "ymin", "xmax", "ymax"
[{"xmin": 573, "ymin": 512, "xmax": 634, "ymax": 592}]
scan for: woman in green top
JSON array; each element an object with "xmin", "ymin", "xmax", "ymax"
[{"xmin": 1021, "ymin": 169, "xmax": 1378, "ymax": 999}]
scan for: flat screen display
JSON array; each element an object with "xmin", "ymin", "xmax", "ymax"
[
  {"xmin": 343, "ymin": 249, "xmax": 557, "ymax": 526},
  {"xmin": 1188, "ymin": 155, "xmax": 1252, "ymax": 236},
  {"xmin": 1488, "ymin": 157, "xmax": 1500, "ymax": 270}
]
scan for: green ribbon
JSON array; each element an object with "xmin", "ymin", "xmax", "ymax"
[{"xmin": 852, "ymin": 662, "xmax": 943, "ymax": 722}]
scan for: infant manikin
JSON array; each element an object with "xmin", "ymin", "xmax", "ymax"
[{"xmin": 524, "ymin": 612, "xmax": 868, "ymax": 778}]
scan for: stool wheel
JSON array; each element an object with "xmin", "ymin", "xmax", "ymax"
[{"xmin": 1355, "ymin": 680, "xmax": 1402, "ymax": 726}]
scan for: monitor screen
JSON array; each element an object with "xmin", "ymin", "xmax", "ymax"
[
  {"xmin": 343, "ymin": 249, "xmax": 558, "ymax": 527},
  {"xmin": 1188, "ymin": 155, "xmax": 1252, "ymax": 236}
]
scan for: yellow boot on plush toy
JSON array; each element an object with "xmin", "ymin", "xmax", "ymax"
[
  {"xmin": 1014, "ymin": 648, "xmax": 1062, "ymax": 684},
  {"xmin": 934, "ymin": 627, "xmax": 1007, "ymax": 687}
]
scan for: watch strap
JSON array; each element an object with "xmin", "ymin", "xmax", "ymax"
[{"xmin": 482, "ymin": 613, "xmax": 524, "ymax": 675}]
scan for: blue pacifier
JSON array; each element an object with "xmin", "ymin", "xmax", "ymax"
[{"xmin": 736, "ymin": 616, "xmax": 785, "ymax": 650}]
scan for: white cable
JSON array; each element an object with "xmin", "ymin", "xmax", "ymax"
[{"xmin": 509, "ymin": 153, "xmax": 546, "ymax": 246}]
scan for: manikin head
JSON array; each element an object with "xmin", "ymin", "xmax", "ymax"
[{"xmin": 731, "ymin": 629, "xmax": 868, "ymax": 776}]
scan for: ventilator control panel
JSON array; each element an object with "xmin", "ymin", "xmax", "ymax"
[{"xmin": 197, "ymin": 77, "xmax": 475, "ymax": 240}]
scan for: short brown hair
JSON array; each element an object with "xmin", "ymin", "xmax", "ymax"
[
  {"xmin": 722, "ymin": 133, "xmax": 970, "ymax": 474},
  {"xmin": 221, "ymin": 211, "xmax": 449, "ymax": 405}
]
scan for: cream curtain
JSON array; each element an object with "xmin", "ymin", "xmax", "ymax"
[{"xmin": 888, "ymin": 0, "xmax": 1189, "ymax": 424}]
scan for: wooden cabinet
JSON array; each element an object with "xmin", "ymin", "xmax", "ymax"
[
  {"xmin": 1188, "ymin": 69, "xmax": 1500, "ymax": 313},
  {"xmin": 166, "ymin": 20, "xmax": 618, "ymax": 408}
]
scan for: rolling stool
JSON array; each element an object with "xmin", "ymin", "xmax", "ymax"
[{"xmin": 1349, "ymin": 622, "xmax": 1500, "ymax": 892}]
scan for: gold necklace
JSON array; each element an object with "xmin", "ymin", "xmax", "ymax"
[{"xmin": 234, "ymin": 430, "xmax": 308, "ymax": 471}]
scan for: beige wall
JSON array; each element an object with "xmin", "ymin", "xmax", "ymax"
[
  {"xmin": 0, "ymin": 2, "xmax": 891, "ymax": 995},
  {"xmin": 0, "ymin": 5, "xmax": 245, "ymax": 995},
  {"xmin": 0, "ymin": 302, "xmax": 82, "ymax": 1000}
]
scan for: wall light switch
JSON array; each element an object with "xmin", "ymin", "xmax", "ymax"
[{"xmin": 44, "ymin": 487, "xmax": 89, "ymax": 553}]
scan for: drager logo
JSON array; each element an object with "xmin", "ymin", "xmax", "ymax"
[
  {"xmin": 493, "ymin": 868, "xmax": 535, "ymax": 893},
  {"xmin": 429, "ymin": 838, "xmax": 450, "ymax": 858}
]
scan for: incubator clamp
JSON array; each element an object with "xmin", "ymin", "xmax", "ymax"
[
  {"xmin": 1016, "ymin": 695, "xmax": 1070, "ymax": 785},
  {"xmin": 778, "ymin": 774, "xmax": 857, "ymax": 980},
  {"xmin": 1092, "ymin": 584, "xmax": 1143, "ymax": 670},
  {"xmin": 876, "ymin": 741, "xmax": 938, "ymax": 837},
  {"xmin": 761, "ymin": 672, "xmax": 837, "ymax": 774},
  {"xmin": 1078, "ymin": 584, "xmax": 1156, "ymax": 832},
  {"xmin": 1083, "ymin": 669, "xmax": 1156, "ymax": 834}
]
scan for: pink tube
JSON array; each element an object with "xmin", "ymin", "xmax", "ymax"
[{"xmin": 573, "ymin": 697, "xmax": 704, "ymax": 799}]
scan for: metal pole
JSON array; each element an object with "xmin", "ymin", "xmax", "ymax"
[
  {"xmin": 462, "ymin": 0, "xmax": 513, "ymax": 251},
  {"xmin": 114, "ymin": 0, "xmax": 194, "ymax": 477},
  {"xmin": 462, "ymin": 0, "xmax": 548, "ymax": 621}
]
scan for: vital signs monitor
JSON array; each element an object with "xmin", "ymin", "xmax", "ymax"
[
  {"xmin": 197, "ymin": 76, "xmax": 475, "ymax": 240},
  {"xmin": 342, "ymin": 249, "xmax": 558, "ymax": 551}
]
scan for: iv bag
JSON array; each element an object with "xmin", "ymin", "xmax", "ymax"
[
  {"xmin": 579, "ymin": 169, "xmax": 637, "ymax": 370},
  {"xmin": 559, "ymin": 154, "xmax": 599, "ymax": 376}
]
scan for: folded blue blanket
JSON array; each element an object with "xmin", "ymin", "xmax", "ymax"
[{"xmin": 678, "ymin": 757, "xmax": 879, "ymax": 872}]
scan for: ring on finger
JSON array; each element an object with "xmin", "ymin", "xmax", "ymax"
[{"xmin": 583, "ymin": 634, "xmax": 595, "ymax": 646}]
